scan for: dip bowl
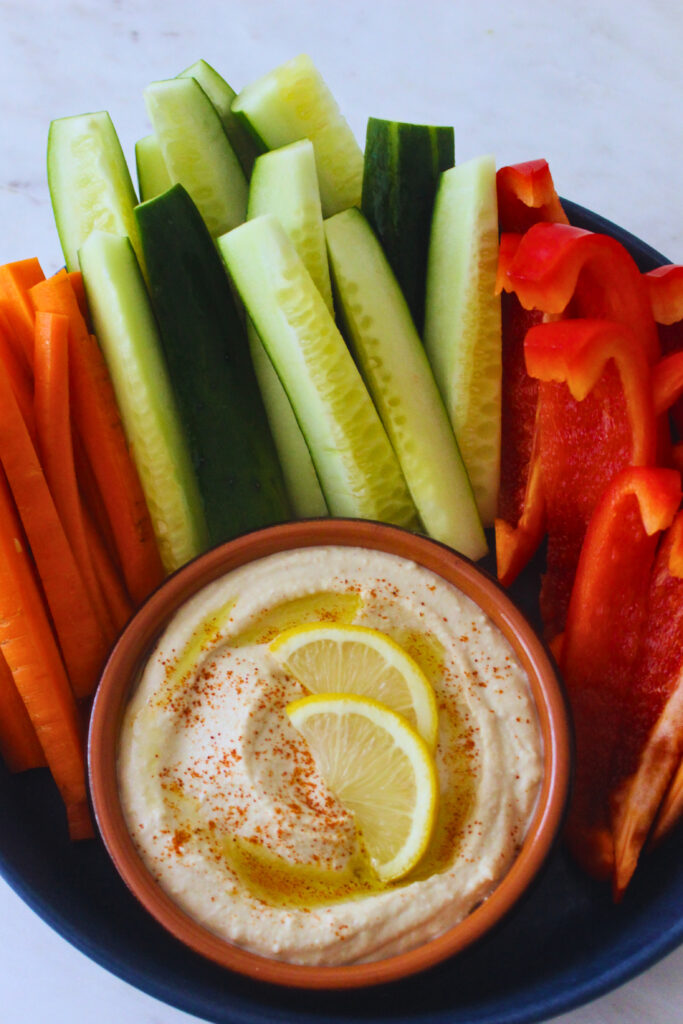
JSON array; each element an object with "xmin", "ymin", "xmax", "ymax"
[{"xmin": 88, "ymin": 518, "xmax": 572, "ymax": 990}]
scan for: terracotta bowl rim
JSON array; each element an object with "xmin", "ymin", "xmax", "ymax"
[{"xmin": 87, "ymin": 517, "xmax": 572, "ymax": 990}]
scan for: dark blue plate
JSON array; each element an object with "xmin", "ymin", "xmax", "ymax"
[{"xmin": 0, "ymin": 202, "xmax": 679, "ymax": 1024}]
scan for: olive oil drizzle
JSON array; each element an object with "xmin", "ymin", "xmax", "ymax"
[{"xmin": 153, "ymin": 589, "xmax": 477, "ymax": 907}]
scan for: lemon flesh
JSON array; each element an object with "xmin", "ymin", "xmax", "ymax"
[
  {"xmin": 286, "ymin": 694, "xmax": 438, "ymax": 882},
  {"xmin": 271, "ymin": 623, "xmax": 438, "ymax": 750}
]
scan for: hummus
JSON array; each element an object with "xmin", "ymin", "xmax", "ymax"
[{"xmin": 118, "ymin": 546, "xmax": 543, "ymax": 965}]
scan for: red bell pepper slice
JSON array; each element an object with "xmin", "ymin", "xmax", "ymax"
[
  {"xmin": 653, "ymin": 352, "xmax": 683, "ymax": 418},
  {"xmin": 610, "ymin": 510, "xmax": 683, "ymax": 896},
  {"xmin": 653, "ymin": 759, "xmax": 683, "ymax": 846},
  {"xmin": 524, "ymin": 318, "xmax": 656, "ymax": 638},
  {"xmin": 493, "ymin": 167, "xmax": 567, "ymax": 587},
  {"xmin": 645, "ymin": 265, "xmax": 683, "ymax": 326},
  {"xmin": 493, "ymin": 376, "xmax": 548, "ymax": 589},
  {"xmin": 496, "ymin": 232, "xmax": 523, "ymax": 294},
  {"xmin": 645, "ymin": 266, "xmax": 683, "ymax": 437},
  {"xmin": 560, "ymin": 466, "xmax": 681, "ymax": 881},
  {"xmin": 494, "ymin": 233, "xmax": 546, "ymax": 583},
  {"xmin": 496, "ymin": 159, "xmax": 569, "ymax": 234},
  {"xmin": 504, "ymin": 223, "xmax": 660, "ymax": 364}
]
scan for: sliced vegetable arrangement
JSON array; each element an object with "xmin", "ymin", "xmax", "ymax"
[
  {"xmin": 0, "ymin": 259, "xmax": 164, "ymax": 836},
  {"xmin": 0, "ymin": 52, "xmax": 681, "ymax": 907}
]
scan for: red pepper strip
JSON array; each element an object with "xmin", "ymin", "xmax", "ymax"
[
  {"xmin": 652, "ymin": 760, "xmax": 683, "ymax": 846},
  {"xmin": 645, "ymin": 265, "xmax": 683, "ymax": 326},
  {"xmin": 494, "ymin": 233, "xmax": 546, "ymax": 584},
  {"xmin": 560, "ymin": 466, "xmax": 681, "ymax": 881},
  {"xmin": 498, "ymin": 294, "xmax": 543, "ymax": 524},
  {"xmin": 496, "ymin": 233, "xmax": 523, "ymax": 294},
  {"xmin": 496, "ymin": 159, "xmax": 569, "ymax": 234},
  {"xmin": 644, "ymin": 270, "xmax": 683, "ymax": 437},
  {"xmin": 525, "ymin": 318, "xmax": 656, "ymax": 638},
  {"xmin": 611, "ymin": 510, "xmax": 683, "ymax": 897},
  {"xmin": 494, "ymin": 208, "xmax": 567, "ymax": 584},
  {"xmin": 649, "ymin": 514, "xmax": 683, "ymax": 845},
  {"xmin": 505, "ymin": 223, "xmax": 660, "ymax": 364},
  {"xmin": 653, "ymin": 352, "xmax": 683, "ymax": 418}
]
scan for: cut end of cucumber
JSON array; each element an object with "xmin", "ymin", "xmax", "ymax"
[
  {"xmin": 248, "ymin": 138, "xmax": 334, "ymax": 313},
  {"xmin": 144, "ymin": 77, "xmax": 248, "ymax": 237},
  {"xmin": 177, "ymin": 58, "xmax": 262, "ymax": 175},
  {"xmin": 233, "ymin": 54, "xmax": 363, "ymax": 217},
  {"xmin": 47, "ymin": 110, "xmax": 142, "ymax": 273},
  {"xmin": 361, "ymin": 118, "xmax": 455, "ymax": 333}
]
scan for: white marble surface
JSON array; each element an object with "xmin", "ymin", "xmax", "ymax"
[{"xmin": 0, "ymin": 1, "xmax": 682, "ymax": 1021}]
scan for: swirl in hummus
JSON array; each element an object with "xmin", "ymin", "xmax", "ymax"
[{"xmin": 118, "ymin": 546, "xmax": 543, "ymax": 965}]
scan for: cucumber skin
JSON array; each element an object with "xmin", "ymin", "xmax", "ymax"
[
  {"xmin": 362, "ymin": 119, "xmax": 454, "ymax": 333},
  {"xmin": 246, "ymin": 140, "xmax": 330, "ymax": 517},
  {"xmin": 325, "ymin": 209, "xmax": 487, "ymax": 560},
  {"xmin": 218, "ymin": 215, "xmax": 419, "ymax": 529},
  {"xmin": 78, "ymin": 231, "xmax": 209, "ymax": 572},
  {"xmin": 144, "ymin": 77, "xmax": 248, "ymax": 237},
  {"xmin": 135, "ymin": 184, "xmax": 291, "ymax": 546},
  {"xmin": 247, "ymin": 319, "xmax": 328, "ymax": 518},
  {"xmin": 178, "ymin": 59, "xmax": 263, "ymax": 176}
]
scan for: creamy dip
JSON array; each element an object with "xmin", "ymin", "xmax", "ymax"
[{"xmin": 118, "ymin": 546, "xmax": 543, "ymax": 965}]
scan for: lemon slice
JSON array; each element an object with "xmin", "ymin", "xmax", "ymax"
[
  {"xmin": 271, "ymin": 623, "xmax": 438, "ymax": 749},
  {"xmin": 286, "ymin": 694, "xmax": 438, "ymax": 881}
]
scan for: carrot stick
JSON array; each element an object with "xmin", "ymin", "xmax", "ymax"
[
  {"xmin": 66, "ymin": 270, "xmax": 89, "ymax": 321},
  {"xmin": 0, "ymin": 647, "xmax": 45, "ymax": 772},
  {"xmin": 72, "ymin": 428, "xmax": 119, "ymax": 560},
  {"xmin": 0, "ymin": 258, "xmax": 44, "ymax": 369},
  {"xmin": 0, "ymin": 306, "xmax": 35, "ymax": 442},
  {"xmin": 0, "ymin": 466, "xmax": 92, "ymax": 838},
  {"xmin": 83, "ymin": 507, "xmax": 134, "ymax": 634},
  {"xmin": 72, "ymin": 429, "xmax": 134, "ymax": 630},
  {"xmin": 0, "ymin": 350, "xmax": 108, "ymax": 698},
  {"xmin": 29, "ymin": 275, "xmax": 165, "ymax": 604},
  {"xmin": 33, "ymin": 311, "xmax": 116, "ymax": 644}
]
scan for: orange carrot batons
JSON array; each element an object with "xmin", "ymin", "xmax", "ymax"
[
  {"xmin": 0, "ymin": 257, "xmax": 45, "ymax": 369},
  {"xmin": 29, "ymin": 274, "xmax": 164, "ymax": 604},
  {"xmin": 33, "ymin": 311, "xmax": 116, "ymax": 643},
  {"xmin": 83, "ymin": 508, "xmax": 134, "ymax": 634},
  {"xmin": 0, "ymin": 649, "xmax": 45, "ymax": 772},
  {"xmin": 66, "ymin": 269, "xmax": 89, "ymax": 320},
  {"xmin": 0, "ymin": 350, "xmax": 108, "ymax": 698},
  {"xmin": 0, "ymin": 467, "xmax": 91, "ymax": 837},
  {"xmin": 0, "ymin": 307, "xmax": 36, "ymax": 441}
]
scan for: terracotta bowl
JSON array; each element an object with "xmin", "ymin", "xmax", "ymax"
[{"xmin": 88, "ymin": 518, "xmax": 572, "ymax": 990}]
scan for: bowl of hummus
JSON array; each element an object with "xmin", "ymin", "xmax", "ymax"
[{"xmin": 88, "ymin": 518, "xmax": 571, "ymax": 989}]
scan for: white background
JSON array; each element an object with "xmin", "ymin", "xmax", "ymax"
[{"xmin": 0, "ymin": 1, "xmax": 682, "ymax": 1022}]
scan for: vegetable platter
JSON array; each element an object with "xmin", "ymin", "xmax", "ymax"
[{"xmin": 1, "ymin": 25, "xmax": 682, "ymax": 1024}]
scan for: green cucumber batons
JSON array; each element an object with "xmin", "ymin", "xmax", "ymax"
[
  {"xmin": 362, "ymin": 118, "xmax": 454, "ymax": 334},
  {"xmin": 135, "ymin": 184, "xmax": 291, "ymax": 545}
]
